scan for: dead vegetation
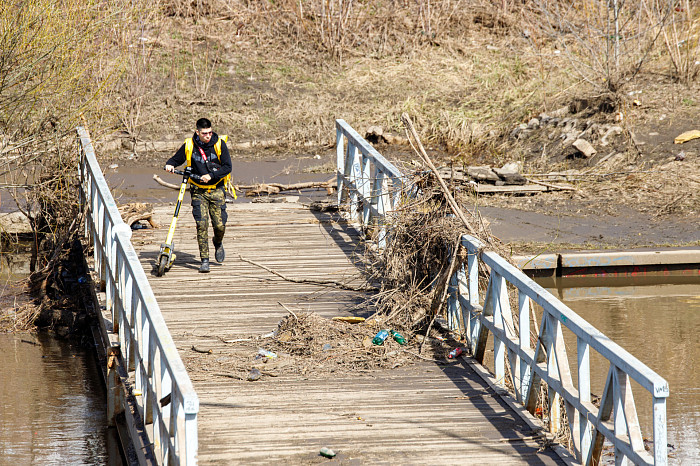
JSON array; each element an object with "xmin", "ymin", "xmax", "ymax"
[{"xmin": 189, "ymin": 312, "xmax": 458, "ymax": 381}]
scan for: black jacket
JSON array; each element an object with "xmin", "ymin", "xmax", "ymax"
[{"xmin": 166, "ymin": 132, "xmax": 232, "ymax": 187}]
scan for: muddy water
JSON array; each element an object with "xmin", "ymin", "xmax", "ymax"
[
  {"xmin": 0, "ymin": 256, "xmax": 113, "ymax": 464},
  {"xmin": 0, "ymin": 333, "xmax": 112, "ymax": 463},
  {"xmin": 537, "ymin": 275, "xmax": 700, "ymax": 464},
  {"xmin": 104, "ymin": 155, "xmax": 334, "ymax": 206}
]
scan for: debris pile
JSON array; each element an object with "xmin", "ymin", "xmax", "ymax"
[{"xmin": 189, "ymin": 312, "xmax": 464, "ymax": 381}]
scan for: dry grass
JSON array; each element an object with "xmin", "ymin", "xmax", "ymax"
[{"xmin": 116, "ymin": 0, "xmax": 700, "ymax": 163}]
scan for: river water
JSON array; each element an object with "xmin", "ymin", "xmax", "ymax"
[
  {"xmin": 0, "ymin": 332, "xmax": 112, "ymax": 464},
  {"xmin": 0, "ymin": 251, "xmax": 113, "ymax": 464},
  {"xmin": 538, "ymin": 274, "xmax": 700, "ymax": 464}
]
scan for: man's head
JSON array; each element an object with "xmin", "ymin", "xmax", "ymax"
[{"xmin": 196, "ymin": 118, "xmax": 213, "ymax": 143}]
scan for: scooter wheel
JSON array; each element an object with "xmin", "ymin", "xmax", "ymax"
[{"xmin": 157, "ymin": 255, "xmax": 168, "ymax": 276}]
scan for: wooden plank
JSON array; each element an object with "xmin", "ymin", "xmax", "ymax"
[
  {"xmin": 132, "ymin": 201, "xmax": 565, "ymax": 464},
  {"xmin": 475, "ymin": 184, "xmax": 548, "ymax": 194}
]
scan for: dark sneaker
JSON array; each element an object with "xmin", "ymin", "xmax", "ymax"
[
  {"xmin": 199, "ymin": 259, "xmax": 210, "ymax": 273},
  {"xmin": 214, "ymin": 242, "xmax": 225, "ymax": 263}
]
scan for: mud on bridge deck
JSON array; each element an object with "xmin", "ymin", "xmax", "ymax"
[{"xmin": 127, "ymin": 201, "xmax": 565, "ymax": 464}]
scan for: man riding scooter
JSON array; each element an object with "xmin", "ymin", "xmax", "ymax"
[{"xmin": 165, "ymin": 118, "xmax": 232, "ymax": 273}]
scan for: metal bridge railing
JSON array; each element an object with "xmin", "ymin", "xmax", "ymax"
[
  {"xmin": 455, "ymin": 235, "xmax": 668, "ymax": 465},
  {"xmin": 335, "ymin": 119, "xmax": 405, "ymax": 247},
  {"xmin": 335, "ymin": 121, "xmax": 668, "ymax": 465},
  {"xmin": 77, "ymin": 127, "xmax": 199, "ymax": 465}
]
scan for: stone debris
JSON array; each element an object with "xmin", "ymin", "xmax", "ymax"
[
  {"xmin": 600, "ymin": 126, "xmax": 623, "ymax": 146},
  {"xmin": 466, "ymin": 166, "xmax": 500, "ymax": 183},
  {"xmin": 572, "ymin": 138, "xmax": 597, "ymax": 158}
]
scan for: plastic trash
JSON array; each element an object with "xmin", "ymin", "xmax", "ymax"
[
  {"xmin": 372, "ymin": 329, "xmax": 390, "ymax": 345},
  {"xmin": 332, "ymin": 316, "xmax": 365, "ymax": 324},
  {"xmin": 247, "ymin": 368, "xmax": 261, "ymax": 381},
  {"xmin": 447, "ymin": 347, "xmax": 464, "ymax": 359},
  {"xmin": 390, "ymin": 330, "xmax": 406, "ymax": 345},
  {"xmin": 257, "ymin": 348, "xmax": 277, "ymax": 359},
  {"xmin": 674, "ymin": 129, "xmax": 700, "ymax": 144},
  {"xmin": 322, "ymin": 343, "xmax": 332, "ymax": 351},
  {"xmin": 319, "ymin": 447, "xmax": 336, "ymax": 458}
]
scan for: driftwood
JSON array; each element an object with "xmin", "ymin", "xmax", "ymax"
[
  {"xmin": 239, "ymin": 255, "xmax": 378, "ymax": 292},
  {"xmin": 118, "ymin": 202, "xmax": 159, "ymax": 228},
  {"xmin": 244, "ymin": 179, "xmax": 335, "ymax": 196},
  {"xmin": 153, "ymin": 174, "xmax": 179, "ymax": 189},
  {"xmin": 153, "ymin": 174, "xmax": 335, "ymax": 196}
]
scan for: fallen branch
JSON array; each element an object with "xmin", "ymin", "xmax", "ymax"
[
  {"xmin": 153, "ymin": 174, "xmax": 179, "ymax": 189},
  {"xmin": 420, "ymin": 235, "xmax": 461, "ymax": 353},
  {"xmin": 153, "ymin": 174, "xmax": 335, "ymax": 195},
  {"xmin": 244, "ymin": 179, "xmax": 335, "ymax": 196},
  {"xmin": 212, "ymin": 372, "xmax": 244, "ymax": 380},
  {"xmin": 191, "ymin": 345, "xmax": 213, "ymax": 354},
  {"xmin": 239, "ymin": 255, "xmax": 378, "ymax": 292},
  {"xmin": 119, "ymin": 202, "xmax": 159, "ymax": 228},
  {"xmin": 278, "ymin": 301, "xmax": 299, "ymax": 321},
  {"xmin": 401, "ymin": 113, "xmax": 478, "ymax": 236}
]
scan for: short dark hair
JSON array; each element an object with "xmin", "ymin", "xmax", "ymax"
[{"xmin": 196, "ymin": 118, "xmax": 212, "ymax": 130}]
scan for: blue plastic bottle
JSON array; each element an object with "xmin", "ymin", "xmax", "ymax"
[{"xmin": 372, "ymin": 329, "xmax": 390, "ymax": 345}]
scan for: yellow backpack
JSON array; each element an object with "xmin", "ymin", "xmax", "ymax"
[{"xmin": 184, "ymin": 135, "xmax": 237, "ymax": 199}]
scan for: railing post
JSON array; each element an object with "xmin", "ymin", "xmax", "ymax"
[
  {"xmin": 653, "ymin": 397, "xmax": 667, "ymax": 465},
  {"xmin": 517, "ymin": 291, "xmax": 531, "ymax": 404},
  {"xmin": 577, "ymin": 337, "xmax": 592, "ymax": 462},
  {"xmin": 336, "ymin": 124, "xmax": 346, "ymax": 206}
]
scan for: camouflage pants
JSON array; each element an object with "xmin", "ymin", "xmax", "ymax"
[{"xmin": 190, "ymin": 185, "xmax": 227, "ymax": 260}]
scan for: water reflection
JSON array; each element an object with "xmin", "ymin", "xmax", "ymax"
[
  {"xmin": 537, "ymin": 276, "xmax": 700, "ymax": 464},
  {"xmin": 0, "ymin": 332, "xmax": 111, "ymax": 464}
]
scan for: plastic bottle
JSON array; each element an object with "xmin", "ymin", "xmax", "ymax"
[
  {"xmin": 390, "ymin": 330, "xmax": 406, "ymax": 345},
  {"xmin": 257, "ymin": 348, "xmax": 277, "ymax": 359},
  {"xmin": 372, "ymin": 329, "xmax": 390, "ymax": 345},
  {"xmin": 447, "ymin": 347, "xmax": 464, "ymax": 359}
]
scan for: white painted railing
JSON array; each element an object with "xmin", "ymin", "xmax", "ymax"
[
  {"xmin": 454, "ymin": 235, "xmax": 668, "ymax": 465},
  {"xmin": 336, "ymin": 119, "xmax": 405, "ymax": 247},
  {"xmin": 335, "ymin": 121, "xmax": 668, "ymax": 465},
  {"xmin": 77, "ymin": 127, "xmax": 199, "ymax": 465}
]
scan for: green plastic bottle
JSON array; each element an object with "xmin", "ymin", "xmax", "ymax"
[{"xmin": 390, "ymin": 330, "xmax": 407, "ymax": 345}]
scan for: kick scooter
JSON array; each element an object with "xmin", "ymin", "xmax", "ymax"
[{"xmin": 156, "ymin": 167, "xmax": 201, "ymax": 276}]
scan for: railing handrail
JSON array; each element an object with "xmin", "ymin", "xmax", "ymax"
[
  {"xmin": 464, "ymin": 235, "xmax": 669, "ymax": 397},
  {"xmin": 77, "ymin": 127, "xmax": 199, "ymax": 465},
  {"xmin": 335, "ymin": 119, "xmax": 406, "ymax": 247},
  {"xmin": 335, "ymin": 120, "xmax": 668, "ymax": 465},
  {"xmin": 336, "ymin": 119, "xmax": 404, "ymax": 180}
]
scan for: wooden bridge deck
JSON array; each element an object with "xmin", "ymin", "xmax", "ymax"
[{"xmin": 130, "ymin": 200, "xmax": 565, "ymax": 464}]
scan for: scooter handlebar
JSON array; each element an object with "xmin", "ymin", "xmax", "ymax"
[{"xmin": 168, "ymin": 168, "xmax": 203, "ymax": 182}]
